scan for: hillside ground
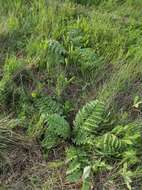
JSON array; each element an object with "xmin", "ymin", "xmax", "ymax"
[{"xmin": 0, "ymin": 0, "xmax": 142, "ymax": 189}]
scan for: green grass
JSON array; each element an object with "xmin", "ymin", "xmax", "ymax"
[{"xmin": 0, "ymin": 0, "xmax": 142, "ymax": 189}]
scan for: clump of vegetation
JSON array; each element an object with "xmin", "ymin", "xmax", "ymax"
[
  {"xmin": 0, "ymin": 0, "xmax": 142, "ymax": 189},
  {"xmin": 66, "ymin": 100, "xmax": 142, "ymax": 189}
]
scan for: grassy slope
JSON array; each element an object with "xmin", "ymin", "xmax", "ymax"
[{"xmin": 0, "ymin": 0, "xmax": 142, "ymax": 189}]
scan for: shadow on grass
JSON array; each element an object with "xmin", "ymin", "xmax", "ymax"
[{"xmin": 0, "ymin": 29, "xmax": 30, "ymax": 67}]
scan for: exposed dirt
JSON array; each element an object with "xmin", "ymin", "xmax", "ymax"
[{"xmin": 0, "ymin": 134, "xmax": 42, "ymax": 189}]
